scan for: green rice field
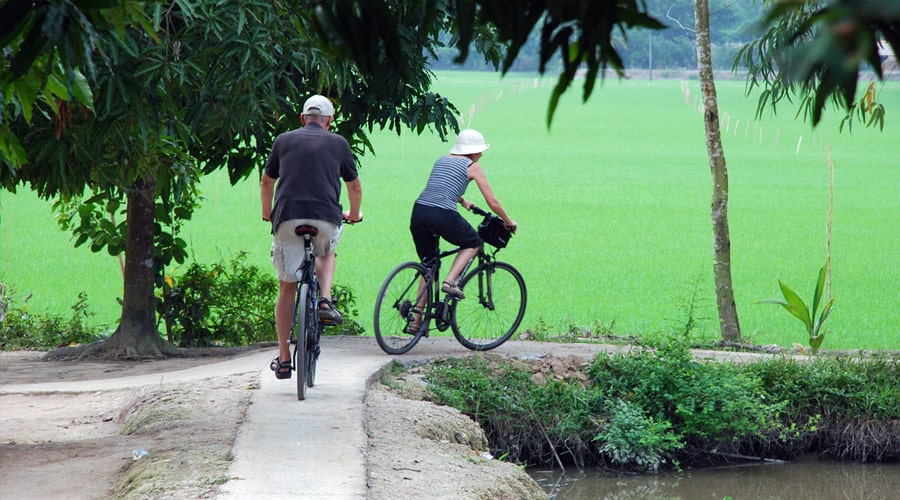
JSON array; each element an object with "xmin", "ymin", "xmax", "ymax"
[{"xmin": 2, "ymin": 71, "xmax": 898, "ymax": 350}]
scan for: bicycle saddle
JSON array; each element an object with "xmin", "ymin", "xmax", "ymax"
[{"xmin": 294, "ymin": 225, "xmax": 319, "ymax": 237}]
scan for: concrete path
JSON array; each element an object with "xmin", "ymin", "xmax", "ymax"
[
  {"xmin": 216, "ymin": 338, "xmax": 388, "ymax": 499},
  {"xmin": 216, "ymin": 336, "xmax": 621, "ymax": 499}
]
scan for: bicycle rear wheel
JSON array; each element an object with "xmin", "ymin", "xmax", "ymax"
[
  {"xmin": 293, "ymin": 283, "xmax": 310, "ymax": 400},
  {"xmin": 451, "ymin": 261, "xmax": 526, "ymax": 351},
  {"xmin": 374, "ymin": 262, "xmax": 431, "ymax": 355}
]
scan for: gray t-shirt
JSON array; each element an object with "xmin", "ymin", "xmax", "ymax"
[{"xmin": 264, "ymin": 123, "xmax": 358, "ymax": 231}]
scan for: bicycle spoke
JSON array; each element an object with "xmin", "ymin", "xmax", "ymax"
[
  {"xmin": 452, "ymin": 262, "xmax": 526, "ymax": 351},
  {"xmin": 374, "ymin": 262, "xmax": 431, "ymax": 355}
]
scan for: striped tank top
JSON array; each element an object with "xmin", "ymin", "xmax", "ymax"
[{"xmin": 415, "ymin": 155, "xmax": 472, "ymax": 211}]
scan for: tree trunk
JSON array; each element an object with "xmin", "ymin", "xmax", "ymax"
[
  {"xmin": 694, "ymin": 0, "xmax": 741, "ymax": 342},
  {"xmin": 0, "ymin": 280, "xmax": 7, "ymax": 323},
  {"xmin": 79, "ymin": 175, "xmax": 179, "ymax": 359}
]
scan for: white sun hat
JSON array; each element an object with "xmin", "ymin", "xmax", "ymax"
[
  {"xmin": 449, "ymin": 129, "xmax": 490, "ymax": 155},
  {"xmin": 302, "ymin": 94, "xmax": 334, "ymax": 116}
]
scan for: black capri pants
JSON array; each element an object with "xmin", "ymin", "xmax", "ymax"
[{"xmin": 410, "ymin": 203, "xmax": 482, "ymax": 264}]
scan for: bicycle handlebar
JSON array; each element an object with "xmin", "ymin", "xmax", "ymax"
[
  {"xmin": 469, "ymin": 205, "xmax": 490, "ymax": 217},
  {"xmin": 342, "ymin": 211, "xmax": 364, "ymax": 224},
  {"xmin": 469, "ymin": 205, "xmax": 516, "ymax": 232}
]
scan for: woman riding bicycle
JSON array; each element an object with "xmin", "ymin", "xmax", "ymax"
[{"xmin": 409, "ymin": 128, "xmax": 518, "ymax": 314}]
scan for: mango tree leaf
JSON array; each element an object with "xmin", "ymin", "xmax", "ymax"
[
  {"xmin": 15, "ymin": 78, "xmax": 39, "ymax": 123},
  {"xmin": 43, "ymin": 72, "xmax": 67, "ymax": 99}
]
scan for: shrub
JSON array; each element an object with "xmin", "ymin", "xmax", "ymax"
[
  {"xmin": 423, "ymin": 354, "xmax": 630, "ymax": 467},
  {"xmin": 158, "ymin": 253, "xmax": 278, "ymax": 347},
  {"xmin": 421, "ymin": 338, "xmax": 792, "ymax": 470},
  {"xmin": 415, "ymin": 339, "xmax": 899, "ymax": 472},
  {"xmin": 746, "ymin": 355, "xmax": 900, "ymax": 461},
  {"xmin": 1, "ymin": 288, "xmax": 106, "ymax": 350},
  {"xmin": 158, "ymin": 261, "xmax": 218, "ymax": 346},
  {"xmin": 157, "ymin": 252, "xmax": 364, "ymax": 347},
  {"xmin": 588, "ymin": 339, "xmax": 785, "ymax": 456},
  {"xmin": 425, "ymin": 356, "xmax": 607, "ymax": 468},
  {"xmin": 595, "ymin": 399, "xmax": 681, "ymax": 472}
]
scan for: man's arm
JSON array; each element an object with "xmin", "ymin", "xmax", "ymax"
[
  {"xmin": 261, "ymin": 173, "xmax": 276, "ymax": 221},
  {"xmin": 343, "ymin": 177, "xmax": 362, "ymax": 222}
]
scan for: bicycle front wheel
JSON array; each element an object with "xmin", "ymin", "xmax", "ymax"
[
  {"xmin": 451, "ymin": 261, "xmax": 526, "ymax": 351},
  {"xmin": 374, "ymin": 262, "xmax": 431, "ymax": 355},
  {"xmin": 294, "ymin": 283, "xmax": 310, "ymax": 400}
]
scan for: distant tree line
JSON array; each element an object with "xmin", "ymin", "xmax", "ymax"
[{"xmin": 431, "ymin": 1, "xmax": 766, "ymax": 72}]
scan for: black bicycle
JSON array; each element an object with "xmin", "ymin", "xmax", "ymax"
[
  {"xmin": 288, "ymin": 224, "xmax": 324, "ymax": 400},
  {"xmin": 373, "ymin": 206, "xmax": 526, "ymax": 355},
  {"xmin": 284, "ymin": 217, "xmax": 359, "ymax": 399}
]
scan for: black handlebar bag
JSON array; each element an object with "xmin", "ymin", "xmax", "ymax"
[{"xmin": 477, "ymin": 217, "xmax": 512, "ymax": 249}]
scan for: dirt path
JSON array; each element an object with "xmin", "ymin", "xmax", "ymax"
[
  {"xmin": 1, "ymin": 336, "xmax": 645, "ymax": 498},
  {"xmin": 1, "ymin": 335, "xmax": 806, "ymax": 499},
  {"xmin": 0, "ymin": 347, "xmax": 267, "ymax": 499}
]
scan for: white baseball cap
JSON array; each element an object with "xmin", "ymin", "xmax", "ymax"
[
  {"xmin": 302, "ymin": 95, "xmax": 334, "ymax": 116},
  {"xmin": 449, "ymin": 129, "xmax": 490, "ymax": 155}
]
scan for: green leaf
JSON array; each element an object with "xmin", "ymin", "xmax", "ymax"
[
  {"xmin": 99, "ymin": 218, "xmax": 116, "ymax": 233},
  {"xmin": 10, "ymin": 20, "xmax": 50, "ymax": 78},
  {"xmin": 777, "ymin": 280, "xmax": 813, "ymax": 332},
  {"xmin": 237, "ymin": 8, "xmax": 246, "ymax": 34},
  {"xmin": 16, "ymin": 78, "xmax": 39, "ymax": 123},
  {"xmin": 813, "ymin": 297, "xmax": 836, "ymax": 337},
  {"xmin": 809, "ymin": 333, "xmax": 826, "ymax": 354},
  {"xmin": 43, "ymin": 73, "xmax": 68, "ymax": 100},
  {"xmin": 811, "ymin": 260, "xmax": 829, "ymax": 318}
]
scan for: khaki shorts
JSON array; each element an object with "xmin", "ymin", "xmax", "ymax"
[{"xmin": 271, "ymin": 218, "xmax": 342, "ymax": 282}]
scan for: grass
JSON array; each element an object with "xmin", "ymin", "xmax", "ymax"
[{"xmin": 2, "ymin": 71, "xmax": 898, "ymax": 350}]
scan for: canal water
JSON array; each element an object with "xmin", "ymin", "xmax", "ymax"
[{"xmin": 530, "ymin": 460, "xmax": 900, "ymax": 499}]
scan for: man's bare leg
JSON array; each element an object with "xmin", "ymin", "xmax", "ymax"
[{"xmin": 275, "ymin": 280, "xmax": 297, "ymax": 363}]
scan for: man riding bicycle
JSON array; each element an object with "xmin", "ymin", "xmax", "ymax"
[{"xmin": 261, "ymin": 95, "xmax": 363, "ymax": 379}]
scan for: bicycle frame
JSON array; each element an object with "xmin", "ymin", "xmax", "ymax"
[
  {"xmin": 416, "ymin": 243, "xmax": 499, "ymax": 332},
  {"xmin": 291, "ymin": 232, "xmax": 320, "ymax": 337},
  {"xmin": 296, "ymin": 240, "xmax": 319, "ymax": 298}
]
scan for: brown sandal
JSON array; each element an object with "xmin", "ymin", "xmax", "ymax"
[
  {"xmin": 441, "ymin": 281, "xmax": 465, "ymax": 300},
  {"xmin": 403, "ymin": 321, "xmax": 427, "ymax": 335},
  {"xmin": 317, "ymin": 298, "xmax": 344, "ymax": 325},
  {"xmin": 270, "ymin": 357, "xmax": 292, "ymax": 379}
]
